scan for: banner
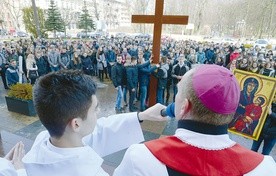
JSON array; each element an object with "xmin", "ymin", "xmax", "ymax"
[{"xmin": 228, "ymin": 69, "xmax": 276, "ymax": 140}]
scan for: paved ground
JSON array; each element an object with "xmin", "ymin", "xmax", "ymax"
[{"xmin": 0, "ymin": 77, "xmax": 275, "ymax": 174}]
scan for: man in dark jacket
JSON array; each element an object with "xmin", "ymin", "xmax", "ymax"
[
  {"xmin": 154, "ymin": 56, "xmax": 169, "ymax": 105},
  {"xmin": 111, "ymin": 55, "xmax": 125, "ymax": 113},
  {"xmin": 171, "ymin": 54, "xmax": 189, "ymax": 102},
  {"xmin": 59, "ymin": 47, "xmax": 71, "ymax": 70},
  {"xmin": 251, "ymin": 93, "xmax": 276, "ymax": 155},
  {"xmin": 35, "ymin": 51, "xmax": 49, "ymax": 76},
  {"xmin": 126, "ymin": 56, "xmax": 151, "ymax": 112},
  {"xmin": 106, "ymin": 46, "xmax": 116, "ymax": 78},
  {"xmin": 138, "ymin": 56, "xmax": 158, "ymax": 111},
  {"xmin": 5, "ymin": 59, "xmax": 19, "ymax": 86},
  {"xmin": 165, "ymin": 57, "xmax": 173, "ymax": 105},
  {"xmin": 143, "ymin": 46, "xmax": 151, "ymax": 61},
  {"xmin": 205, "ymin": 46, "xmax": 215, "ymax": 64}
]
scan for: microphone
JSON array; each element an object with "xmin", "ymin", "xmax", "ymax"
[{"xmin": 160, "ymin": 103, "xmax": 175, "ymax": 117}]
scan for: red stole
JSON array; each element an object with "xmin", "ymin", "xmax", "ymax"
[{"xmin": 145, "ymin": 136, "xmax": 264, "ymax": 176}]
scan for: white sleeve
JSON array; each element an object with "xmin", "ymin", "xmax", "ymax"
[
  {"xmin": 16, "ymin": 169, "xmax": 27, "ymax": 176},
  {"xmin": 0, "ymin": 158, "xmax": 27, "ymax": 176},
  {"xmin": 113, "ymin": 144, "xmax": 168, "ymax": 176},
  {"xmin": 244, "ymin": 156, "xmax": 276, "ymax": 176},
  {"xmin": 83, "ymin": 112, "xmax": 144, "ymax": 157}
]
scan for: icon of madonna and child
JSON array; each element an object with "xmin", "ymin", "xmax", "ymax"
[{"xmin": 229, "ymin": 76, "xmax": 269, "ymax": 138}]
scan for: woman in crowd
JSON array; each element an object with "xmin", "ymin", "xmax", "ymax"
[
  {"xmin": 26, "ymin": 54, "xmax": 38, "ymax": 85},
  {"xmin": 69, "ymin": 52, "xmax": 82, "ymax": 70}
]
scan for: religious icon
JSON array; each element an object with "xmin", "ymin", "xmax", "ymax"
[{"xmin": 228, "ymin": 69, "xmax": 276, "ymax": 140}]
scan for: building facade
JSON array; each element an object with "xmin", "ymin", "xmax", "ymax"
[{"xmin": 0, "ymin": 0, "xmax": 131, "ymax": 34}]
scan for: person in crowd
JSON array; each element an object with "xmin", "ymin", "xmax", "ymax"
[
  {"xmin": 230, "ymin": 47, "xmax": 240, "ymax": 63},
  {"xmin": 249, "ymin": 61, "xmax": 259, "ymax": 74},
  {"xmin": 2, "ymin": 69, "xmax": 167, "ymax": 175},
  {"xmin": 69, "ymin": 52, "xmax": 82, "ymax": 70},
  {"xmin": 17, "ymin": 47, "xmax": 27, "ymax": 77},
  {"xmin": 259, "ymin": 62, "xmax": 275, "ymax": 77},
  {"xmin": 126, "ymin": 56, "xmax": 152, "ymax": 112},
  {"xmin": 128, "ymin": 44, "xmax": 138, "ymax": 58},
  {"xmin": 205, "ymin": 46, "xmax": 215, "ymax": 64},
  {"xmin": 59, "ymin": 47, "xmax": 71, "ymax": 70},
  {"xmin": 138, "ymin": 56, "xmax": 158, "ymax": 111},
  {"xmin": 114, "ymin": 65, "xmax": 276, "ymax": 176},
  {"xmin": 165, "ymin": 57, "xmax": 173, "ymax": 105},
  {"xmin": 123, "ymin": 54, "xmax": 132, "ymax": 108},
  {"xmin": 196, "ymin": 47, "xmax": 206, "ymax": 64},
  {"xmin": 5, "ymin": 59, "xmax": 19, "ymax": 87},
  {"xmin": 154, "ymin": 56, "xmax": 169, "ymax": 105},
  {"xmin": 97, "ymin": 47, "xmax": 107, "ymax": 81},
  {"xmin": 0, "ymin": 45, "xmax": 9, "ymax": 89},
  {"xmin": 227, "ymin": 59, "xmax": 237, "ymax": 72},
  {"xmin": 81, "ymin": 52, "xmax": 93, "ymax": 75},
  {"xmin": 215, "ymin": 56, "xmax": 224, "ymax": 66},
  {"xmin": 171, "ymin": 54, "xmax": 189, "ymax": 102},
  {"xmin": 111, "ymin": 54, "xmax": 125, "ymax": 113},
  {"xmin": 251, "ymin": 93, "xmax": 276, "ymax": 155},
  {"xmin": 91, "ymin": 48, "xmax": 98, "ymax": 76},
  {"xmin": 47, "ymin": 45, "xmax": 60, "ymax": 72},
  {"xmin": 238, "ymin": 58, "xmax": 249, "ymax": 71},
  {"xmin": 106, "ymin": 46, "xmax": 116, "ymax": 78},
  {"xmin": 224, "ymin": 46, "xmax": 231, "ymax": 66},
  {"xmin": 26, "ymin": 54, "xmax": 38, "ymax": 85},
  {"xmin": 35, "ymin": 50, "xmax": 48, "ymax": 77},
  {"xmin": 143, "ymin": 45, "xmax": 151, "ymax": 61}
]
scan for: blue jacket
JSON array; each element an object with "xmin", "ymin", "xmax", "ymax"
[
  {"xmin": 206, "ymin": 49, "xmax": 215, "ymax": 63},
  {"xmin": 126, "ymin": 66, "xmax": 138, "ymax": 90},
  {"xmin": 128, "ymin": 49, "xmax": 138, "ymax": 58},
  {"xmin": 154, "ymin": 63, "xmax": 169, "ymax": 89},
  {"xmin": 143, "ymin": 50, "xmax": 151, "ymax": 61},
  {"xmin": 81, "ymin": 56, "xmax": 92, "ymax": 70},
  {"xmin": 126, "ymin": 61, "xmax": 150, "ymax": 89},
  {"xmin": 106, "ymin": 50, "xmax": 116, "ymax": 64},
  {"xmin": 197, "ymin": 52, "xmax": 206, "ymax": 64},
  {"xmin": 138, "ymin": 64, "xmax": 157, "ymax": 87},
  {"xmin": 6, "ymin": 66, "xmax": 19, "ymax": 86}
]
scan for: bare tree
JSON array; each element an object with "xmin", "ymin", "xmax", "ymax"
[
  {"xmin": 2, "ymin": 0, "xmax": 31, "ymax": 30},
  {"xmin": 91, "ymin": 0, "xmax": 100, "ymax": 21},
  {"xmin": 267, "ymin": 0, "xmax": 275, "ymax": 38},
  {"xmin": 61, "ymin": 8, "xmax": 74, "ymax": 36}
]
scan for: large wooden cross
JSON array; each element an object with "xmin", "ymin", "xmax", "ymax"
[{"xmin": 132, "ymin": 0, "xmax": 189, "ymax": 106}]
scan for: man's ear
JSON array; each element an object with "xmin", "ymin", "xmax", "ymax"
[
  {"xmin": 68, "ymin": 118, "xmax": 81, "ymax": 132},
  {"xmin": 179, "ymin": 98, "xmax": 191, "ymax": 120}
]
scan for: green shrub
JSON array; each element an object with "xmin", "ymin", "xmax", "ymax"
[{"xmin": 7, "ymin": 83, "xmax": 33, "ymax": 100}]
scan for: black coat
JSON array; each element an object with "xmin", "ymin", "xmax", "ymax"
[
  {"xmin": 172, "ymin": 64, "xmax": 188, "ymax": 84},
  {"xmin": 36, "ymin": 56, "xmax": 49, "ymax": 76},
  {"xmin": 111, "ymin": 62, "xmax": 124, "ymax": 87},
  {"xmin": 262, "ymin": 103, "xmax": 276, "ymax": 139},
  {"xmin": 126, "ymin": 65, "xmax": 138, "ymax": 90}
]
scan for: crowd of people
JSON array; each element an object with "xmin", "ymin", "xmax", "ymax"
[
  {"xmin": 0, "ymin": 35, "xmax": 275, "ymax": 113},
  {"xmin": 0, "ymin": 34, "xmax": 275, "ymax": 175},
  {"xmin": 1, "ymin": 65, "xmax": 275, "ymax": 176}
]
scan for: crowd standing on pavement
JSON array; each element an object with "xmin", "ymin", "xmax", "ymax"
[
  {"xmin": 0, "ymin": 35, "xmax": 275, "ymax": 175},
  {"xmin": 0, "ymin": 35, "xmax": 275, "ymax": 113}
]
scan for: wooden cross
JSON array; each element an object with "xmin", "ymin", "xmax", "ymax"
[{"xmin": 132, "ymin": 0, "xmax": 189, "ymax": 106}]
